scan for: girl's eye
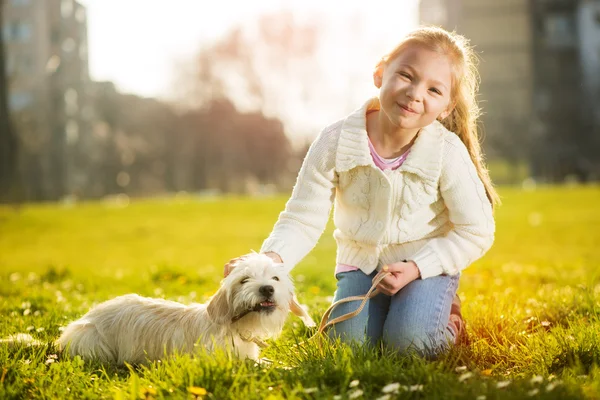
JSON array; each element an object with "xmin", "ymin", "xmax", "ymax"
[
  {"xmin": 399, "ymin": 72, "xmax": 411, "ymax": 79},
  {"xmin": 429, "ymin": 88, "xmax": 442, "ymax": 95},
  {"xmin": 241, "ymin": 278, "xmax": 250, "ymax": 284},
  {"xmin": 272, "ymin": 276, "xmax": 280, "ymax": 281}
]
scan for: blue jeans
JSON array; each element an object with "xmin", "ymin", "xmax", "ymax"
[{"xmin": 328, "ymin": 270, "xmax": 459, "ymax": 356}]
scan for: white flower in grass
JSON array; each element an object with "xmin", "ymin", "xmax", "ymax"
[
  {"xmin": 36, "ymin": 327, "xmax": 44, "ymax": 333},
  {"xmin": 381, "ymin": 383, "xmax": 400, "ymax": 393},
  {"xmin": 409, "ymin": 384, "xmax": 423, "ymax": 392},
  {"xmin": 45, "ymin": 358, "xmax": 55, "ymax": 364},
  {"xmin": 458, "ymin": 372, "xmax": 474, "ymax": 382},
  {"xmin": 529, "ymin": 375, "xmax": 543, "ymax": 385},
  {"xmin": 476, "ymin": 396, "xmax": 486, "ymax": 400},
  {"xmin": 545, "ymin": 381, "xmax": 562, "ymax": 392},
  {"xmin": 26, "ymin": 326, "xmax": 34, "ymax": 331},
  {"xmin": 23, "ymin": 309, "xmax": 31, "ymax": 316},
  {"xmin": 496, "ymin": 380, "xmax": 511, "ymax": 389},
  {"xmin": 455, "ymin": 365, "xmax": 468, "ymax": 372},
  {"xmin": 302, "ymin": 387, "xmax": 318, "ymax": 394},
  {"xmin": 349, "ymin": 380, "xmax": 360, "ymax": 388},
  {"xmin": 527, "ymin": 388, "xmax": 539, "ymax": 396},
  {"xmin": 333, "ymin": 396, "xmax": 342, "ymax": 400},
  {"xmin": 348, "ymin": 389, "xmax": 363, "ymax": 399},
  {"xmin": 21, "ymin": 359, "xmax": 31, "ymax": 365},
  {"xmin": 375, "ymin": 395, "xmax": 391, "ymax": 400}
]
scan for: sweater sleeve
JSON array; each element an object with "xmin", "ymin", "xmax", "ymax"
[
  {"xmin": 410, "ymin": 139, "xmax": 496, "ymax": 279},
  {"xmin": 260, "ymin": 124, "xmax": 338, "ymax": 269}
]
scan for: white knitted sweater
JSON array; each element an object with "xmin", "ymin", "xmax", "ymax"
[{"xmin": 261, "ymin": 98, "xmax": 495, "ymax": 279}]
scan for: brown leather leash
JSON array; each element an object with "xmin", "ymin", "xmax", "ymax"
[{"xmin": 314, "ymin": 269, "xmax": 390, "ymax": 336}]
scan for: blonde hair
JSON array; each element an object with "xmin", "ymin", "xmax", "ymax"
[{"xmin": 378, "ymin": 26, "xmax": 501, "ymax": 208}]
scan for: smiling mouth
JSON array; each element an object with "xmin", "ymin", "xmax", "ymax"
[{"xmin": 398, "ymin": 103, "xmax": 417, "ymax": 113}]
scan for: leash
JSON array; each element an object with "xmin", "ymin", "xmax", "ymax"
[
  {"xmin": 231, "ymin": 305, "xmax": 276, "ymax": 349},
  {"xmin": 231, "ymin": 303, "xmax": 263, "ymax": 323},
  {"xmin": 239, "ymin": 331, "xmax": 269, "ymax": 348},
  {"xmin": 290, "ymin": 268, "xmax": 391, "ymax": 349},
  {"xmin": 314, "ymin": 268, "xmax": 390, "ymax": 337}
]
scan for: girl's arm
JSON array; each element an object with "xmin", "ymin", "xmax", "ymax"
[
  {"xmin": 410, "ymin": 139, "xmax": 496, "ymax": 279},
  {"xmin": 260, "ymin": 124, "xmax": 339, "ymax": 269}
]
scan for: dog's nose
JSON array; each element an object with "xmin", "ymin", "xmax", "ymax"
[{"xmin": 259, "ymin": 285, "xmax": 274, "ymax": 297}]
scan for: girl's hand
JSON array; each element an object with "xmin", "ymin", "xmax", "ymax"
[
  {"xmin": 223, "ymin": 252, "xmax": 283, "ymax": 277},
  {"xmin": 375, "ymin": 260, "xmax": 421, "ymax": 296}
]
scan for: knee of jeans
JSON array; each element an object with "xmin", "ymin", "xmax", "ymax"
[
  {"xmin": 384, "ymin": 325, "xmax": 452, "ymax": 356},
  {"xmin": 326, "ymin": 320, "xmax": 371, "ymax": 346}
]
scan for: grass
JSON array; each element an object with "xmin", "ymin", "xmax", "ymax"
[{"xmin": 1, "ymin": 185, "xmax": 599, "ymax": 399}]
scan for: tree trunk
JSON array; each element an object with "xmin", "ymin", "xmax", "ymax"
[{"xmin": 0, "ymin": 0, "xmax": 19, "ymax": 201}]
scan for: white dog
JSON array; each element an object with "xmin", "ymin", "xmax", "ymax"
[{"xmin": 50, "ymin": 253, "xmax": 313, "ymax": 363}]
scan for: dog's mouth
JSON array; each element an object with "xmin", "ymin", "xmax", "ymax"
[
  {"xmin": 257, "ymin": 300, "xmax": 276, "ymax": 312},
  {"xmin": 231, "ymin": 300, "xmax": 278, "ymax": 323}
]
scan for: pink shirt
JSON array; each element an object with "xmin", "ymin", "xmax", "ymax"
[{"xmin": 335, "ymin": 137, "xmax": 411, "ymax": 274}]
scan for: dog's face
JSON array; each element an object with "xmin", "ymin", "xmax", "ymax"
[{"xmin": 207, "ymin": 253, "xmax": 293, "ymax": 338}]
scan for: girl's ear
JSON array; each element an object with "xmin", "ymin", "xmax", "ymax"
[
  {"xmin": 373, "ymin": 62, "xmax": 384, "ymax": 89},
  {"xmin": 438, "ymin": 102, "xmax": 456, "ymax": 120}
]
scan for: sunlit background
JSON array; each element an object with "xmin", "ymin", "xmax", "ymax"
[
  {"xmin": 83, "ymin": 0, "xmax": 421, "ymax": 143},
  {"xmin": 0, "ymin": 0, "xmax": 599, "ymax": 202}
]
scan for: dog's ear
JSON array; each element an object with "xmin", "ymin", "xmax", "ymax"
[
  {"xmin": 207, "ymin": 286, "xmax": 231, "ymax": 324},
  {"xmin": 289, "ymin": 294, "xmax": 316, "ymax": 328}
]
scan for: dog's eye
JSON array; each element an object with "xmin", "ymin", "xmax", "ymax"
[
  {"xmin": 272, "ymin": 276, "xmax": 280, "ymax": 281},
  {"xmin": 240, "ymin": 277, "xmax": 250, "ymax": 284}
]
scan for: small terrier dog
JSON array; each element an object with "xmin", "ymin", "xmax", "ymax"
[{"xmin": 50, "ymin": 253, "xmax": 312, "ymax": 363}]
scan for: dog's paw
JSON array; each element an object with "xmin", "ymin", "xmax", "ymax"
[{"xmin": 299, "ymin": 315, "xmax": 317, "ymax": 328}]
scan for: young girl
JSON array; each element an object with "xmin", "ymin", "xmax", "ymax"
[{"xmin": 225, "ymin": 26, "xmax": 499, "ymax": 355}]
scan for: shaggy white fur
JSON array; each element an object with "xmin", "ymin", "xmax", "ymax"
[{"xmin": 54, "ymin": 253, "xmax": 298, "ymax": 363}]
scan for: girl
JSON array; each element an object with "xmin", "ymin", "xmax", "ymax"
[{"xmin": 226, "ymin": 26, "xmax": 499, "ymax": 355}]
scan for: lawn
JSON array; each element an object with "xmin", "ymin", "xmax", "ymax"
[{"xmin": 1, "ymin": 185, "xmax": 599, "ymax": 399}]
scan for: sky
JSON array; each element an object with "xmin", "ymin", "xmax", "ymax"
[{"xmin": 78, "ymin": 0, "xmax": 419, "ymax": 141}]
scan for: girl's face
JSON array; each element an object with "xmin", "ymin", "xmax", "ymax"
[{"xmin": 374, "ymin": 43, "xmax": 454, "ymax": 132}]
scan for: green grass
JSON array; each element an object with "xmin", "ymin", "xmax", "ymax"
[{"xmin": 1, "ymin": 185, "xmax": 599, "ymax": 399}]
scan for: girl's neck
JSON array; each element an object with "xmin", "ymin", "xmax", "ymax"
[{"xmin": 367, "ymin": 111, "xmax": 419, "ymax": 158}]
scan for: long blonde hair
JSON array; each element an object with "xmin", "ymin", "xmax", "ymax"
[{"xmin": 379, "ymin": 26, "xmax": 501, "ymax": 208}]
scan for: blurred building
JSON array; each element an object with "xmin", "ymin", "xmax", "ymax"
[
  {"xmin": 3, "ymin": 0, "xmax": 91, "ymax": 200},
  {"xmin": 529, "ymin": 0, "xmax": 600, "ymax": 180},
  {"xmin": 419, "ymin": 0, "xmax": 600, "ymax": 182},
  {"xmin": 419, "ymin": 0, "xmax": 533, "ymax": 180}
]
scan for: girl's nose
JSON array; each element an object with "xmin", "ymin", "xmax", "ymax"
[{"xmin": 406, "ymin": 84, "xmax": 423, "ymax": 102}]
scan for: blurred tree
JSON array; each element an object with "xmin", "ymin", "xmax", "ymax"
[
  {"xmin": 87, "ymin": 82, "xmax": 180, "ymax": 197},
  {"xmin": 169, "ymin": 10, "xmax": 323, "ymax": 194},
  {"xmin": 0, "ymin": 0, "xmax": 19, "ymax": 201},
  {"xmin": 175, "ymin": 98, "xmax": 291, "ymax": 194},
  {"xmin": 86, "ymin": 82, "xmax": 291, "ymax": 198}
]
